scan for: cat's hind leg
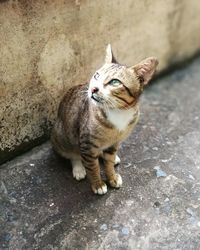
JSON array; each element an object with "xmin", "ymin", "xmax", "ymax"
[
  {"xmin": 99, "ymin": 153, "xmax": 120, "ymax": 166},
  {"xmin": 71, "ymin": 159, "xmax": 86, "ymax": 181},
  {"xmin": 115, "ymin": 155, "xmax": 121, "ymax": 165}
]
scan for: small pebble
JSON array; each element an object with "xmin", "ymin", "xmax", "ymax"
[
  {"xmin": 161, "ymin": 159, "xmax": 168, "ymax": 163},
  {"xmin": 152, "ymin": 147, "xmax": 158, "ymax": 151},
  {"xmin": 100, "ymin": 224, "xmax": 107, "ymax": 231},
  {"xmin": 126, "ymin": 200, "xmax": 134, "ymax": 206},
  {"xmin": 9, "ymin": 198, "xmax": 17, "ymax": 204},
  {"xmin": 121, "ymin": 227, "xmax": 129, "ymax": 236},
  {"xmin": 124, "ymin": 163, "xmax": 131, "ymax": 168},
  {"xmin": 189, "ymin": 174, "xmax": 195, "ymax": 180},
  {"xmin": 154, "ymin": 166, "xmax": 167, "ymax": 177},
  {"xmin": 112, "ymin": 224, "xmax": 119, "ymax": 228},
  {"xmin": 186, "ymin": 208, "xmax": 195, "ymax": 217},
  {"xmin": 166, "ymin": 141, "xmax": 173, "ymax": 145}
]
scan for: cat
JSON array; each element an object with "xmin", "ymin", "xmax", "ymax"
[{"xmin": 51, "ymin": 44, "xmax": 158, "ymax": 195}]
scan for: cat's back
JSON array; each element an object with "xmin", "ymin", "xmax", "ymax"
[
  {"xmin": 58, "ymin": 84, "xmax": 88, "ymax": 121},
  {"xmin": 51, "ymin": 84, "xmax": 89, "ymax": 149}
]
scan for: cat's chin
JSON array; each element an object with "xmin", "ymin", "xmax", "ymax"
[
  {"xmin": 90, "ymin": 97, "xmax": 103, "ymax": 107},
  {"xmin": 91, "ymin": 98, "xmax": 101, "ymax": 106}
]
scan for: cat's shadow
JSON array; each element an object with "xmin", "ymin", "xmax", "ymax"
[{"xmin": 48, "ymin": 147, "xmax": 154, "ymax": 206}]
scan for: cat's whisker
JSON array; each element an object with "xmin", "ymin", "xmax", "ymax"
[
  {"xmin": 80, "ymin": 90, "xmax": 89, "ymax": 95},
  {"xmin": 105, "ymin": 97, "xmax": 117, "ymax": 109},
  {"xmin": 103, "ymin": 100, "xmax": 112, "ymax": 110},
  {"xmin": 104, "ymin": 100, "xmax": 111, "ymax": 113}
]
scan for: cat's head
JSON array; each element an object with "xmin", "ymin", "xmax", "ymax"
[{"xmin": 88, "ymin": 44, "xmax": 158, "ymax": 109}]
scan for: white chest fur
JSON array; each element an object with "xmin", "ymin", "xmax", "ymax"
[{"xmin": 106, "ymin": 108, "xmax": 137, "ymax": 131}]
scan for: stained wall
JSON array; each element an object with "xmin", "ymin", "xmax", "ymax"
[{"xmin": 1, "ymin": 0, "xmax": 200, "ymax": 163}]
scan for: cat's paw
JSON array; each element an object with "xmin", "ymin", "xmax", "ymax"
[
  {"xmin": 72, "ymin": 165, "xmax": 86, "ymax": 181},
  {"xmin": 115, "ymin": 155, "xmax": 121, "ymax": 165},
  {"xmin": 109, "ymin": 174, "xmax": 122, "ymax": 188},
  {"xmin": 92, "ymin": 182, "xmax": 107, "ymax": 195}
]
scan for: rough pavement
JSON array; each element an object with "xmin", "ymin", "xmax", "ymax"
[{"xmin": 1, "ymin": 58, "xmax": 200, "ymax": 250}]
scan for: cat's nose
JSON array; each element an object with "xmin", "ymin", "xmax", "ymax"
[{"xmin": 91, "ymin": 87, "xmax": 99, "ymax": 94}]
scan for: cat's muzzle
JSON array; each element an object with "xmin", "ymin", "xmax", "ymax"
[{"xmin": 91, "ymin": 93, "xmax": 103, "ymax": 103}]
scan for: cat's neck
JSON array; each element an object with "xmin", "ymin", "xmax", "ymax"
[{"xmin": 105, "ymin": 106, "xmax": 138, "ymax": 131}]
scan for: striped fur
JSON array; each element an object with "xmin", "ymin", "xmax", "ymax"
[{"xmin": 51, "ymin": 45, "xmax": 158, "ymax": 195}]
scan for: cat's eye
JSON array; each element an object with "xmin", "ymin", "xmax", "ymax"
[
  {"xmin": 108, "ymin": 79, "xmax": 122, "ymax": 87},
  {"xmin": 94, "ymin": 72, "xmax": 100, "ymax": 80}
]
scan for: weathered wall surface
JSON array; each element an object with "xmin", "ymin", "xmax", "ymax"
[{"xmin": 0, "ymin": 0, "xmax": 200, "ymax": 163}]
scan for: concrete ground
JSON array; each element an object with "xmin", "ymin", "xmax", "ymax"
[{"xmin": 1, "ymin": 58, "xmax": 200, "ymax": 250}]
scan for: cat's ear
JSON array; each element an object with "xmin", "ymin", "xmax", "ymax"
[
  {"xmin": 131, "ymin": 57, "xmax": 158, "ymax": 85},
  {"xmin": 105, "ymin": 44, "xmax": 117, "ymax": 64}
]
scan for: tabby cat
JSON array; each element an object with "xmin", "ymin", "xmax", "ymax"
[{"xmin": 51, "ymin": 45, "xmax": 158, "ymax": 195}]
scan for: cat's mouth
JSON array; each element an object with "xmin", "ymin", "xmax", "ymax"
[
  {"xmin": 91, "ymin": 95, "xmax": 100, "ymax": 102},
  {"xmin": 91, "ymin": 94, "xmax": 103, "ymax": 103}
]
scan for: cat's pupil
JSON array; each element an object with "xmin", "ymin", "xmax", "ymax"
[{"xmin": 94, "ymin": 72, "xmax": 100, "ymax": 80}]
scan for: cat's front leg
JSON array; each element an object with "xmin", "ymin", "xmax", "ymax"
[
  {"xmin": 103, "ymin": 145, "xmax": 123, "ymax": 188},
  {"xmin": 80, "ymin": 149, "xmax": 107, "ymax": 195}
]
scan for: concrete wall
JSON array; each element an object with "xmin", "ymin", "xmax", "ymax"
[{"xmin": 1, "ymin": 0, "xmax": 200, "ymax": 163}]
